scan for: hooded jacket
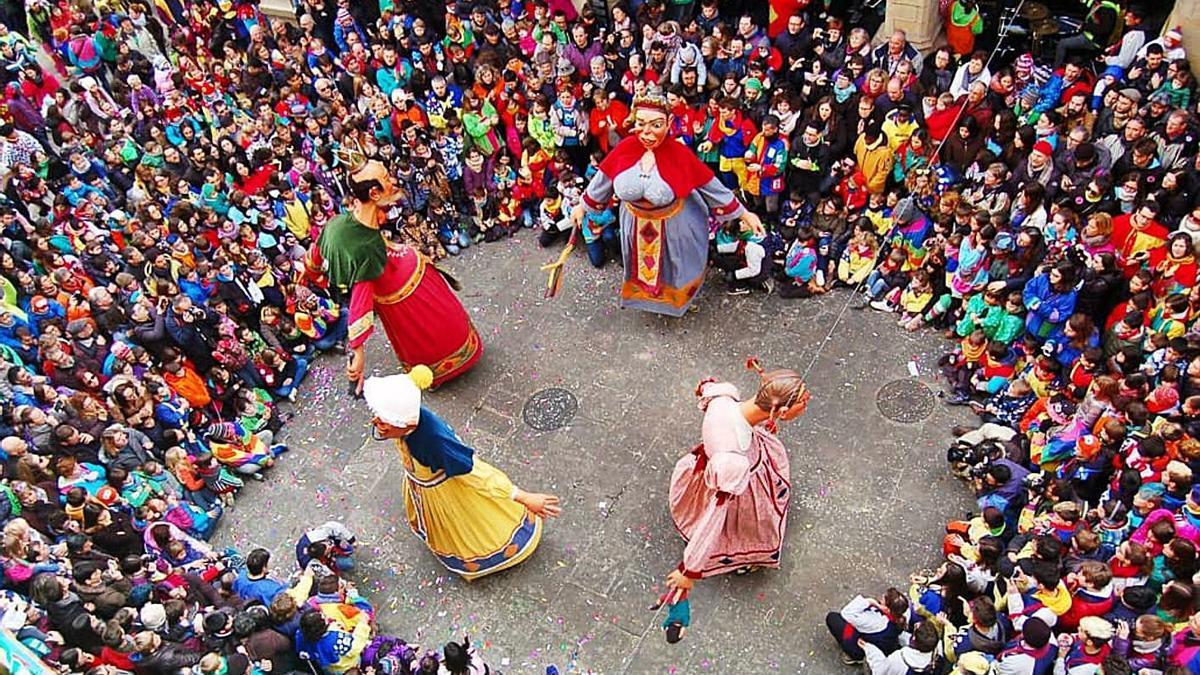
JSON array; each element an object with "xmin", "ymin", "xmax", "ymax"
[
  {"xmin": 862, "ymin": 643, "xmax": 935, "ymax": 675},
  {"xmin": 135, "ymin": 639, "xmax": 202, "ymax": 675}
]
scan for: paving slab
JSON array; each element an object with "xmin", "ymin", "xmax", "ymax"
[{"xmin": 216, "ymin": 236, "xmax": 976, "ymax": 673}]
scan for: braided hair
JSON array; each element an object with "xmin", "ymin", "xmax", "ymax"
[{"xmin": 746, "ymin": 358, "xmax": 806, "ymax": 426}]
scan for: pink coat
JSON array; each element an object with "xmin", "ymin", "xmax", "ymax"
[
  {"xmin": 1130, "ymin": 508, "xmax": 1200, "ymax": 551},
  {"xmin": 668, "ymin": 382, "xmax": 791, "ymax": 578}
]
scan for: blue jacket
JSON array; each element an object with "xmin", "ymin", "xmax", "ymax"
[
  {"xmin": 332, "ymin": 21, "xmax": 367, "ymax": 55},
  {"xmin": 1034, "ymin": 74, "xmax": 1067, "ymax": 114},
  {"xmin": 1048, "ymin": 328, "xmax": 1099, "ymax": 369},
  {"xmin": 62, "ymin": 182, "xmax": 102, "ymax": 207},
  {"xmin": 0, "ymin": 315, "xmax": 32, "ymax": 350},
  {"xmin": 784, "ymin": 241, "xmax": 818, "ymax": 282},
  {"xmin": 232, "ymin": 570, "xmax": 287, "ymax": 606},
  {"xmin": 375, "ymin": 61, "xmax": 412, "ymax": 97},
  {"xmin": 1022, "ymin": 273, "xmax": 1077, "ymax": 339}
]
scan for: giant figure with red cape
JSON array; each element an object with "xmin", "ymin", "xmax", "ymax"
[{"xmin": 566, "ymin": 87, "xmax": 763, "ymax": 316}]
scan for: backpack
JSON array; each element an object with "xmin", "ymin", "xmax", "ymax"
[{"xmin": 361, "ymin": 636, "xmax": 416, "ymax": 675}]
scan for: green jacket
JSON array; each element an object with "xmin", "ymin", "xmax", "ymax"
[
  {"xmin": 94, "ymin": 32, "xmax": 118, "ymax": 64},
  {"xmin": 955, "ymin": 295, "xmax": 1022, "ymax": 344}
]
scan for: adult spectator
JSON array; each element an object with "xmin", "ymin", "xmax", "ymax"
[
  {"xmin": 232, "ymin": 548, "xmax": 288, "ymax": 607},
  {"xmin": 1055, "ymin": 0, "xmax": 1122, "ymax": 66},
  {"xmin": 871, "ymin": 30, "xmax": 922, "ymax": 77}
]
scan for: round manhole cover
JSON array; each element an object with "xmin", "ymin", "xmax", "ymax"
[
  {"xmin": 876, "ymin": 378, "xmax": 935, "ymax": 423},
  {"xmin": 522, "ymin": 388, "xmax": 579, "ymax": 431}
]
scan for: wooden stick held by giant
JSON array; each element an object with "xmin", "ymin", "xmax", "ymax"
[{"xmin": 540, "ymin": 220, "xmax": 580, "ymax": 299}]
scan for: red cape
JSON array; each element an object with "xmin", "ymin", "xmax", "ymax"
[{"xmin": 598, "ymin": 135, "xmax": 714, "ymax": 201}]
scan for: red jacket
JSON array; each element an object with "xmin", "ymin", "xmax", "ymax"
[
  {"xmin": 1056, "ymin": 588, "xmax": 1114, "ymax": 633},
  {"xmin": 1111, "ymin": 213, "xmax": 1168, "ymax": 277},
  {"xmin": 20, "ymin": 73, "xmax": 59, "ymax": 108},
  {"xmin": 588, "ymin": 99, "xmax": 629, "ymax": 154},
  {"xmin": 98, "ymin": 646, "xmax": 136, "ymax": 671},
  {"xmin": 835, "ymin": 171, "xmax": 869, "ymax": 213}
]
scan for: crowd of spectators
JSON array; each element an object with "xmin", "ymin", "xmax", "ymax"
[
  {"xmin": 0, "ymin": 0, "xmax": 1199, "ymax": 670},
  {"xmin": 822, "ymin": 0, "xmax": 1200, "ymax": 669}
]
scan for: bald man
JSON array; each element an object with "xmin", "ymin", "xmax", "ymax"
[{"xmin": 0, "ymin": 435, "xmax": 29, "ymax": 477}]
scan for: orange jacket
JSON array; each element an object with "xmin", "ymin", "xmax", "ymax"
[{"xmin": 164, "ymin": 366, "xmax": 212, "ymax": 409}]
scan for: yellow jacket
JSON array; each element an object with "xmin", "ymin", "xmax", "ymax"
[
  {"xmin": 855, "ymin": 135, "xmax": 895, "ymax": 195},
  {"xmin": 282, "ymin": 199, "xmax": 311, "ymax": 240},
  {"xmin": 900, "ymin": 286, "xmax": 932, "ymax": 314}
]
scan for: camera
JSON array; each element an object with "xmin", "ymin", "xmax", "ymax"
[
  {"xmin": 967, "ymin": 462, "xmax": 992, "ymax": 480},
  {"xmin": 947, "ymin": 438, "xmax": 1006, "ymax": 480},
  {"xmin": 1022, "ymin": 471, "xmax": 1048, "ymax": 493}
]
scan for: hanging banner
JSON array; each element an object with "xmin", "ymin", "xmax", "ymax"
[{"xmin": 0, "ymin": 628, "xmax": 54, "ymax": 675}]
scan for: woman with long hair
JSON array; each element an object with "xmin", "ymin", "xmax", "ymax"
[
  {"xmin": 1153, "ymin": 232, "xmax": 1198, "ymax": 298},
  {"xmin": 768, "ymin": 89, "xmax": 800, "ymax": 137},
  {"xmin": 914, "ymin": 561, "xmax": 973, "ymax": 626},
  {"xmin": 1011, "ymin": 181, "xmax": 1049, "ymax": 232},
  {"xmin": 1076, "ymin": 251, "xmax": 1124, "ymax": 327},
  {"xmin": 1023, "ymin": 262, "xmax": 1079, "ymax": 340},
  {"xmin": 1152, "ymin": 538, "xmax": 1199, "ymax": 592},
  {"xmin": 1001, "ymin": 118, "xmax": 1032, "ymax": 167},
  {"xmin": 13, "ymin": 456, "xmax": 55, "ymax": 493},
  {"xmin": 893, "ymin": 128, "xmax": 932, "ymax": 184},
  {"xmin": 940, "ymin": 116, "xmax": 984, "ymax": 173},
  {"xmin": 804, "ymin": 95, "xmax": 848, "ymax": 159}
]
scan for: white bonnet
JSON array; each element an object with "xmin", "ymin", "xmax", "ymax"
[{"xmin": 363, "ymin": 365, "xmax": 434, "ymax": 427}]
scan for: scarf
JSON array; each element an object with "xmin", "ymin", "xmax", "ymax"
[
  {"xmin": 1163, "ymin": 252, "xmax": 1195, "ymax": 271},
  {"xmin": 1132, "ymin": 637, "xmax": 1163, "ymax": 655},
  {"xmin": 833, "ymin": 81, "xmax": 856, "ymax": 103},
  {"xmin": 597, "ymin": 135, "xmax": 714, "ymax": 200}
]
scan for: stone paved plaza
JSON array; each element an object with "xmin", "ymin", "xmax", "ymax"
[{"xmin": 216, "ymin": 234, "xmax": 975, "ymax": 673}]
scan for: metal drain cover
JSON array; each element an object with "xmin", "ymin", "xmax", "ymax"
[
  {"xmin": 876, "ymin": 378, "xmax": 935, "ymax": 423},
  {"xmin": 522, "ymin": 388, "xmax": 578, "ymax": 431}
]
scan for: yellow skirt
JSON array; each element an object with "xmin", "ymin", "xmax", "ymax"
[{"xmin": 401, "ymin": 447, "xmax": 543, "ymax": 580}]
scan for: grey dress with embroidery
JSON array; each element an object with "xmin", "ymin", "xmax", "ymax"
[{"xmin": 581, "ymin": 159, "xmax": 745, "ymax": 316}]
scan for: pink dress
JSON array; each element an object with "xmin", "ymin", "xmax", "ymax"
[{"xmin": 669, "ymin": 382, "xmax": 791, "ymax": 579}]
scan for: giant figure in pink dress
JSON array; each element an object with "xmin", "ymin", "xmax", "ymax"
[
  {"xmin": 306, "ymin": 160, "xmax": 482, "ymax": 390},
  {"xmin": 666, "ymin": 361, "xmax": 808, "ymax": 593}
]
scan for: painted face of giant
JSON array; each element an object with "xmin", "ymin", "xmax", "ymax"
[
  {"xmin": 633, "ymin": 108, "xmax": 669, "ymax": 150},
  {"xmin": 354, "ymin": 160, "xmax": 402, "ymax": 207}
]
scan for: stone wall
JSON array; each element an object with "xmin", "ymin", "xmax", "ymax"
[
  {"xmin": 879, "ymin": 0, "xmax": 943, "ymax": 51},
  {"xmin": 1167, "ymin": 0, "xmax": 1200, "ymax": 73},
  {"xmin": 259, "ymin": 0, "xmax": 295, "ymax": 21}
]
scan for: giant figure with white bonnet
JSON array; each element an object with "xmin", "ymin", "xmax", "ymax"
[{"xmin": 363, "ymin": 366, "xmax": 560, "ymax": 580}]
